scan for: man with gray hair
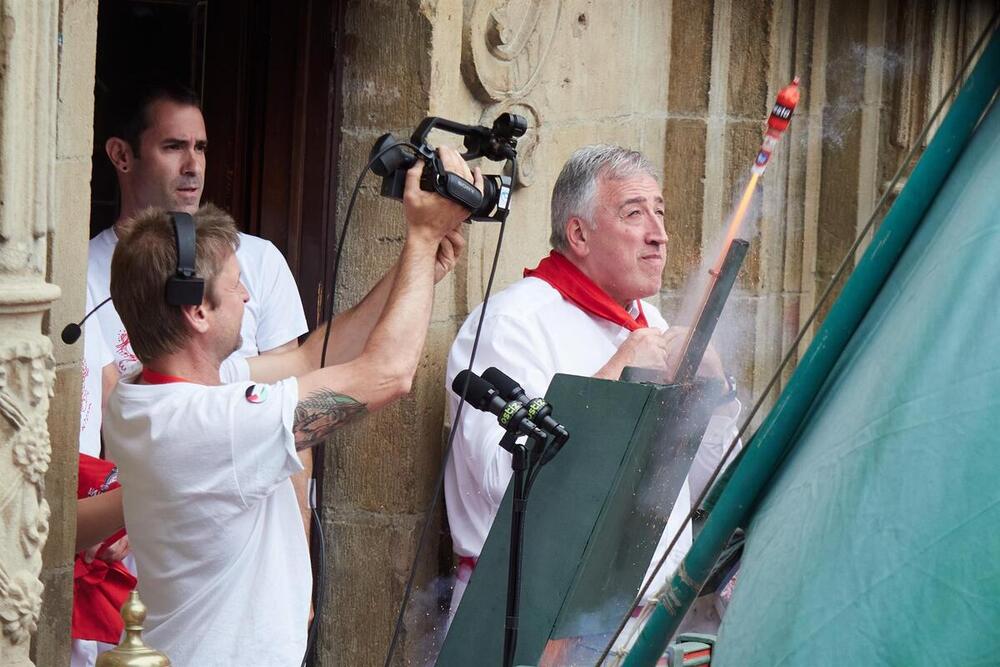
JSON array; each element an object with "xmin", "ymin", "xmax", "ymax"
[{"xmin": 443, "ymin": 145, "xmax": 741, "ymax": 624}]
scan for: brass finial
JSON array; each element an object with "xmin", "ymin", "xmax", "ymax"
[{"xmin": 95, "ymin": 591, "xmax": 171, "ymax": 666}]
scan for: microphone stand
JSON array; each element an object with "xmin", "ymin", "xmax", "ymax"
[{"xmin": 497, "ymin": 429, "xmax": 545, "ymax": 667}]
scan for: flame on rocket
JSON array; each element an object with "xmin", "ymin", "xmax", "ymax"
[{"xmin": 751, "ymin": 76, "xmax": 801, "ymax": 175}]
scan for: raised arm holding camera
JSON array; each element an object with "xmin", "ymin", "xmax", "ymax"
[{"xmin": 101, "ymin": 149, "xmax": 479, "ymax": 665}]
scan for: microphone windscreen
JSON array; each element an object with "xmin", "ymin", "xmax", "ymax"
[
  {"xmin": 452, "ymin": 370, "xmax": 495, "ymax": 409},
  {"xmin": 61, "ymin": 323, "xmax": 82, "ymax": 345},
  {"xmin": 482, "ymin": 367, "xmax": 522, "ymax": 400}
]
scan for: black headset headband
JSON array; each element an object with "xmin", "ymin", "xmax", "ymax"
[{"xmin": 165, "ymin": 211, "xmax": 205, "ymax": 306}]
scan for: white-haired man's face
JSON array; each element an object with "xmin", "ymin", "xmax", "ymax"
[{"xmin": 569, "ymin": 173, "xmax": 668, "ymax": 305}]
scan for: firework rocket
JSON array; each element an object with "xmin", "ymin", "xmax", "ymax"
[
  {"xmin": 673, "ymin": 76, "xmax": 802, "ymax": 383},
  {"xmin": 751, "ymin": 76, "xmax": 801, "ymax": 175},
  {"xmin": 709, "ymin": 76, "xmax": 802, "ymax": 274}
]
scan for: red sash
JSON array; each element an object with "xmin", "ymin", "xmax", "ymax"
[
  {"xmin": 73, "ymin": 454, "xmax": 136, "ymax": 643},
  {"xmin": 523, "ymin": 251, "xmax": 648, "ymax": 330}
]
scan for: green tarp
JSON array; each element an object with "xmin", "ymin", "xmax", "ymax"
[{"xmin": 713, "ymin": 100, "xmax": 1000, "ymax": 665}]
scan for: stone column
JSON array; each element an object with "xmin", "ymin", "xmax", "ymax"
[
  {"xmin": 33, "ymin": 0, "xmax": 100, "ymax": 664},
  {"xmin": 0, "ymin": 3, "xmax": 61, "ymax": 666},
  {"xmin": 317, "ymin": 2, "xmax": 437, "ymax": 665}
]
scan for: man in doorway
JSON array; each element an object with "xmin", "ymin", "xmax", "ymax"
[
  {"xmin": 103, "ymin": 152, "xmax": 477, "ymax": 664},
  {"xmin": 87, "ymin": 81, "xmax": 312, "ymax": 524},
  {"xmin": 444, "ymin": 145, "xmax": 741, "ymax": 633}
]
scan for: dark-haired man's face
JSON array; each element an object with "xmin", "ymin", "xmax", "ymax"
[{"xmin": 130, "ymin": 100, "xmax": 207, "ymax": 214}]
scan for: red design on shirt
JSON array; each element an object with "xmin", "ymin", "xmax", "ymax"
[
  {"xmin": 79, "ymin": 358, "xmax": 92, "ymax": 434},
  {"xmin": 114, "ymin": 329, "xmax": 138, "ymax": 374}
]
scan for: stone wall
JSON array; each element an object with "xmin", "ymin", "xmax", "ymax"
[
  {"xmin": 316, "ymin": 1, "xmax": 437, "ymax": 665},
  {"xmin": 320, "ymin": 1, "xmax": 997, "ymax": 665}
]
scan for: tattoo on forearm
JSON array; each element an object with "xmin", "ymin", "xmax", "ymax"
[{"xmin": 293, "ymin": 389, "xmax": 368, "ymax": 449}]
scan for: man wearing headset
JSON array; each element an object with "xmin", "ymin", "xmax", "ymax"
[
  {"xmin": 102, "ymin": 152, "xmax": 479, "ymax": 664},
  {"xmin": 85, "ymin": 83, "xmax": 302, "ymax": 550}
]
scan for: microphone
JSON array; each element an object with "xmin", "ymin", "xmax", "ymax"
[
  {"xmin": 61, "ymin": 296, "xmax": 112, "ymax": 345},
  {"xmin": 452, "ymin": 370, "xmax": 548, "ymax": 441},
  {"xmin": 482, "ymin": 367, "xmax": 569, "ymax": 447}
]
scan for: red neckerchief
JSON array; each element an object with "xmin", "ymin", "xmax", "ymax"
[
  {"xmin": 73, "ymin": 454, "xmax": 136, "ymax": 642},
  {"xmin": 523, "ymin": 250, "xmax": 648, "ymax": 331},
  {"xmin": 140, "ymin": 367, "xmax": 191, "ymax": 384}
]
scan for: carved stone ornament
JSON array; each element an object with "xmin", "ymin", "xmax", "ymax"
[
  {"xmin": 0, "ymin": 338, "xmax": 54, "ymax": 648},
  {"xmin": 462, "ymin": 0, "xmax": 563, "ymax": 103},
  {"xmin": 481, "ymin": 100, "xmax": 540, "ymax": 188},
  {"xmin": 0, "ymin": 570, "xmax": 44, "ymax": 645},
  {"xmin": 12, "ymin": 419, "xmax": 50, "ymax": 486}
]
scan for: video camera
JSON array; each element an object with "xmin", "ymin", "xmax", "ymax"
[{"xmin": 369, "ymin": 113, "xmax": 527, "ymax": 222}]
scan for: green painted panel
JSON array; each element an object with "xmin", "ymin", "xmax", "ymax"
[{"xmin": 438, "ymin": 374, "xmax": 718, "ymax": 666}]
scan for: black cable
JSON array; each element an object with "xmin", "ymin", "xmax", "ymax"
[
  {"xmin": 383, "ymin": 157, "xmax": 517, "ymax": 667},
  {"xmin": 594, "ymin": 12, "xmax": 1000, "ymax": 663},
  {"xmin": 523, "ymin": 438, "xmax": 549, "ymax": 498},
  {"xmin": 319, "ymin": 141, "xmax": 421, "ymax": 369}
]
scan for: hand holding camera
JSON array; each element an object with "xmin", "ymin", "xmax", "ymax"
[{"xmin": 402, "ymin": 146, "xmax": 483, "ymax": 245}]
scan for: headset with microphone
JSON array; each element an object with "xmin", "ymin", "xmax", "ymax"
[
  {"xmin": 60, "ymin": 296, "xmax": 111, "ymax": 344},
  {"xmin": 61, "ymin": 211, "xmax": 202, "ymax": 344}
]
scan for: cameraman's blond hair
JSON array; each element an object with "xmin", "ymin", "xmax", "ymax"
[{"xmin": 110, "ymin": 204, "xmax": 240, "ymax": 365}]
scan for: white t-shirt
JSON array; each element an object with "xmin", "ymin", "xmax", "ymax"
[
  {"xmin": 87, "ymin": 226, "xmax": 308, "ymax": 377},
  {"xmin": 103, "ymin": 359, "xmax": 310, "ymax": 666},
  {"xmin": 79, "ymin": 289, "xmax": 113, "ymax": 457},
  {"xmin": 444, "ymin": 277, "xmax": 740, "ymax": 599}
]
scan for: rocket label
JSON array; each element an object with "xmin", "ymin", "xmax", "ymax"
[{"xmin": 772, "ymin": 104, "xmax": 792, "ymax": 120}]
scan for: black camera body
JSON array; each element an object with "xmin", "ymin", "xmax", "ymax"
[{"xmin": 370, "ymin": 113, "xmax": 527, "ymax": 222}]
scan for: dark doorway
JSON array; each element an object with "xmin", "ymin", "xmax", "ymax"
[{"xmin": 90, "ymin": 0, "xmax": 346, "ymax": 328}]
